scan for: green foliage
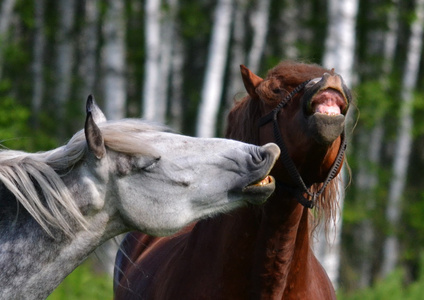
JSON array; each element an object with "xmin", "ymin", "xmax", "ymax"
[
  {"xmin": 47, "ymin": 259, "xmax": 113, "ymax": 300},
  {"xmin": 339, "ymin": 253, "xmax": 424, "ymax": 300},
  {"xmin": 355, "ymin": 81, "xmax": 393, "ymax": 128},
  {"xmin": 0, "ymin": 81, "xmax": 57, "ymax": 152},
  {"xmin": 0, "ymin": 82, "xmax": 31, "ymax": 150}
]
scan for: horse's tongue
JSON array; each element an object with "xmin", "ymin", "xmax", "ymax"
[
  {"xmin": 315, "ymin": 101, "xmax": 341, "ymax": 115},
  {"xmin": 313, "ymin": 90, "xmax": 343, "ymax": 115}
]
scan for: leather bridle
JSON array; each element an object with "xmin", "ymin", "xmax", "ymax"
[{"xmin": 258, "ymin": 79, "xmax": 347, "ymax": 208}]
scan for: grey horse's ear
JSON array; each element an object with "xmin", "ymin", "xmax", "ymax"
[
  {"xmin": 85, "ymin": 95, "xmax": 106, "ymax": 159},
  {"xmin": 86, "ymin": 94, "xmax": 107, "ymax": 124}
]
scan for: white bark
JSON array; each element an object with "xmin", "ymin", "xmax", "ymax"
[
  {"xmin": 103, "ymin": 0, "xmax": 126, "ymax": 120},
  {"xmin": 0, "ymin": 0, "xmax": 16, "ymax": 79},
  {"xmin": 157, "ymin": 0, "xmax": 179, "ymax": 124},
  {"xmin": 31, "ymin": 0, "xmax": 45, "ymax": 127},
  {"xmin": 317, "ymin": 0, "xmax": 359, "ymax": 288},
  {"xmin": 247, "ymin": 0, "xmax": 270, "ymax": 73},
  {"xmin": 142, "ymin": 0, "xmax": 162, "ymax": 121},
  {"xmin": 356, "ymin": 122, "xmax": 384, "ymax": 287},
  {"xmin": 169, "ymin": 32, "xmax": 184, "ymax": 132},
  {"xmin": 280, "ymin": 0, "xmax": 299, "ymax": 59},
  {"xmin": 225, "ymin": 0, "xmax": 247, "ymax": 110},
  {"xmin": 355, "ymin": 0, "xmax": 398, "ymax": 287},
  {"xmin": 54, "ymin": 0, "xmax": 76, "ymax": 122},
  {"xmin": 381, "ymin": 0, "xmax": 424, "ymax": 276},
  {"xmin": 196, "ymin": 0, "xmax": 234, "ymax": 138},
  {"xmin": 79, "ymin": 0, "xmax": 99, "ymax": 102}
]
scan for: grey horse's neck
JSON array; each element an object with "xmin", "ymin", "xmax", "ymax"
[{"xmin": 0, "ymin": 182, "xmax": 123, "ymax": 300}]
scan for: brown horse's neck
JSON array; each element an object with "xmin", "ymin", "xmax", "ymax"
[
  {"xmin": 250, "ymin": 188, "xmax": 310, "ymax": 299},
  {"xmin": 191, "ymin": 187, "xmax": 311, "ymax": 299}
]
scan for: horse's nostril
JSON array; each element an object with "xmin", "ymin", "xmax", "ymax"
[{"xmin": 260, "ymin": 143, "xmax": 281, "ymax": 161}]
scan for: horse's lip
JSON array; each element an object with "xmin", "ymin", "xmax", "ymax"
[
  {"xmin": 244, "ymin": 175, "xmax": 275, "ymax": 189},
  {"xmin": 241, "ymin": 175, "xmax": 276, "ymax": 205},
  {"xmin": 307, "ymin": 88, "xmax": 348, "ymax": 117}
]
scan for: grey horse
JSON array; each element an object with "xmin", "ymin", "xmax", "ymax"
[{"xmin": 0, "ymin": 96, "xmax": 279, "ymax": 299}]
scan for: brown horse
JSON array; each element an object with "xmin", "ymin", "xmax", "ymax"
[{"xmin": 113, "ymin": 61, "xmax": 352, "ymax": 299}]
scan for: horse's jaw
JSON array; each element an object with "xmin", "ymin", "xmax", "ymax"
[
  {"xmin": 303, "ymin": 73, "xmax": 350, "ymax": 145},
  {"xmin": 307, "ymin": 113, "xmax": 345, "ymax": 145}
]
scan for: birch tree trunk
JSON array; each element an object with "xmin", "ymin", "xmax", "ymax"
[
  {"xmin": 157, "ymin": 0, "xmax": 179, "ymax": 124},
  {"xmin": 380, "ymin": 0, "xmax": 424, "ymax": 277},
  {"xmin": 317, "ymin": 0, "xmax": 359, "ymax": 288},
  {"xmin": 54, "ymin": 0, "xmax": 76, "ymax": 131},
  {"xmin": 247, "ymin": 0, "xmax": 270, "ymax": 73},
  {"xmin": 0, "ymin": 0, "xmax": 16, "ymax": 79},
  {"xmin": 79, "ymin": 0, "xmax": 99, "ymax": 103},
  {"xmin": 225, "ymin": 0, "xmax": 247, "ymax": 113},
  {"xmin": 279, "ymin": 0, "xmax": 299, "ymax": 60},
  {"xmin": 196, "ymin": 0, "xmax": 234, "ymax": 138},
  {"xmin": 169, "ymin": 30, "xmax": 184, "ymax": 132},
  {"xmin": 102, "ymin": 0, "xmax": 126, "ymax": 120},
  {"xmin": 355, "ymin": 0, "xmax": 398, "ymax": 287},
  {"xmin": 31, "ymin": 0, "xmax": 45, "ymax": 128},
  {"xmin": 142, "ymin": 0, "xmax": 162, "ymax": 121}
]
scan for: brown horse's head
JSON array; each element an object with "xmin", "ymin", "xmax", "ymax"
[{"xmin": 226, "ymin": 61, "xmax": 352, "ymax": 222}]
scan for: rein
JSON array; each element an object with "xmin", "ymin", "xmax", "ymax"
[{"xmin": 258, "ymin": 80, "xmax": 347, "ymax": 208}]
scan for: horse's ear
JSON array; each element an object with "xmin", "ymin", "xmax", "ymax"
[
  {"xmin": 86, "ymin": 94, "xmax": 107, "ymax": 124},
  {"xmin": 85, "ymin": 95, "xmax": 106, "ymax": 159},
  {"xmin": 240, "ymin": 65, "xmax": 263, "ymax": 99}
]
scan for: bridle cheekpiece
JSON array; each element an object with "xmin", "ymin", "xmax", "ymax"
[{"xmin": 258, "ymin": 79, "xmax": 347, "ymax": 208}]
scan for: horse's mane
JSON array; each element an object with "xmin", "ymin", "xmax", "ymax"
[
  {"xmin": 225, "ymin": 61, "xmax": 343, "ymax": 232},
  {"xmin": 0, "ymin": 119, "xmax": 169, "ymax": 237}
]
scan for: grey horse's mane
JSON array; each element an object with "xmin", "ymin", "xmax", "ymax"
[{"xmin": 0, "ymin": 119, "xmax": 170, "ymax": 237}]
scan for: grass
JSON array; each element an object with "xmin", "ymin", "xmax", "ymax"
[{"xmin": 47, "ymin": 258, "xmax": 113, "ymax": 300}]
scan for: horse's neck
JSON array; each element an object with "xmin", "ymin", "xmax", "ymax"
[
  {"xmin": 250, "ymin": 189, "xmax": 311, "ymax": 298},
  {"xmin": 190, "ymin": 190, "xmax": 310, "ymax": 297},
  {"xmin": 0, "ymin": 177, "xmax": 123, "ymax": 299},
  {"xmin": 0, "ymin": 211, "xmax": 120, "ymax": 299}
]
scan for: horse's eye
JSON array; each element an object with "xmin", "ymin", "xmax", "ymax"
[
  {"xmin": 140, "ymin": 156, "xmax": 161, "ymax": 171},
  {"xmin": 272, "ymin": 88, "xmax": 280, "ymax": 94},
  {"xmin": 305, "ymin": 77, "xmax": 322, "ymax": 89}
]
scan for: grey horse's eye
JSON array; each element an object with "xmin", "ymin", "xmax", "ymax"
[{"xmin": 141, "ymin": 156, "xmax": 161, "ymax": 171}]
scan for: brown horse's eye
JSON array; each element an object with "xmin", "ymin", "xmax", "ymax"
[{"xmin": 272, "ymin": 88, "xmax": 280, "ymax": 94}]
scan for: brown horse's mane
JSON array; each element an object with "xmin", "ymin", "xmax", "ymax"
[{"xmin": 225, "ymin": 61, "xmax": 343, "ymax": 234}]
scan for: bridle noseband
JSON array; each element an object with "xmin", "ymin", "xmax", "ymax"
[{"xmin": 258, "ymin": 79, "xmax": 347, "ymax": 209}]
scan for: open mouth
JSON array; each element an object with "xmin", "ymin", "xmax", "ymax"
[
  {"xmin": 246, "ymin": 175, "xmax": 274, "ymax": 188},
  {"xmin": 243, "ymin": 175, "xmax": 275, "ymax": 193},
  {"xmin": 309, "ymin": 88, "xmax": 348, "ymax": 116}
]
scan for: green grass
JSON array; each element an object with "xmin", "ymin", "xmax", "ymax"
[{"xmin": 47, "ymin": 259, "xmax": 113, "ymax": 300}]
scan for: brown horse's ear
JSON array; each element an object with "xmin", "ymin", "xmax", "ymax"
[
  {"xmin": 85, "ymin": 95, "xmax": 106, "ymax": 159},
  {"xmin": 240, "ymin": 65, "xmax": 263, "ymax": 99}
]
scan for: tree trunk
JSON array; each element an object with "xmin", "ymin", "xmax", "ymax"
[
  {"xmin": 196, "ymin": 0, "xmax": 234, "ymax": 138},
  {"xmin": 354, "ymin": 0, "xmax": 398, "ymax": 287},
  {"xmin": 0, "ymin": 0, "xmax": 16, "ymax": 79},
  {"xmin": 381, "ymin": 0, "xmax": 424, "ymax": 277},
  {"xmin": 279, "ymin": 0, "xmax": 299, "ymax": 60},
  {"xmin": 318, "ymin": 0, "xmax": 359, "ymax": 288},
  {"xmin": 102, "ymin": 0, "xmax": 126, "ymax": 120},
  {"xmin": 169, "ymin": 29, "xmax": 184, "ymax": 132},
  {"xmin": 224, "ymin": 0, "xmax": 247, "ymax": 116},
  {"xmin": 54, "ymin": 0, "xmax": 76, "ymax": 134},
  {"xmin": 142, "ymin": 0, "xmax": 162, "ymax": 122},
  {"xmin": 247, "ymin": 0, "xmax": 270, "ymax": 73},
  {"xmin": 31, "ymin": 0, "xmax": 45, "ymax": 128},
  {"xmin": 79, "ymin": 0, "xmax": 99, "ymax": 104}
]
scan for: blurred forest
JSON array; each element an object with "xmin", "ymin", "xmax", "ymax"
[{"xmin": 2, "ymin": 0, "xmax": 424, "ymax": 297}]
